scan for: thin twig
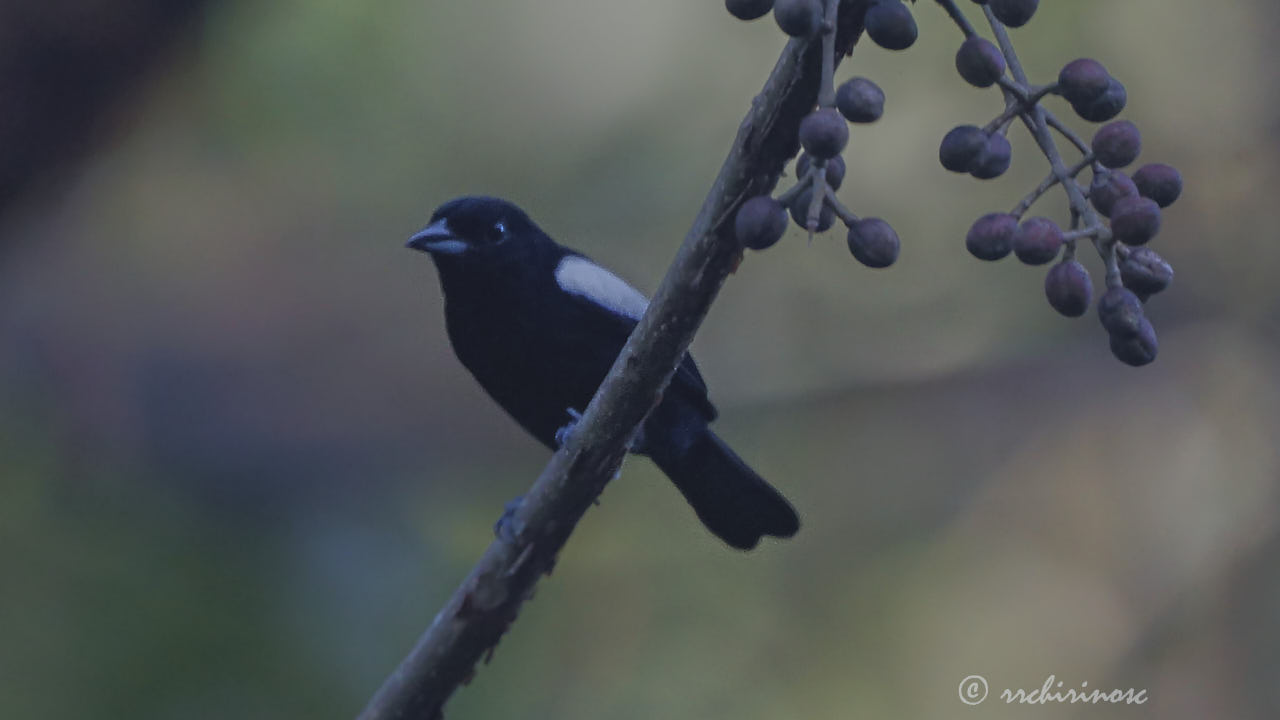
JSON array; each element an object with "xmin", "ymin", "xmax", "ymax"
[
  {"xmin": 805, "ymin": 162, "xmax": 827, "ymax": 233},
  {"xmin": 824, "ymin": 184, "xmax": 859, "ymax": 226},
  {"xmin": 776, "ymin": 170, "xmax": 813, "ymax": 205},
  {"xmin": 1062, "ymin": 227, "xmax": 1102, "ymax": 243},
  {"xmin": 819, "ymin": 0, "xmax": 840, "ymax": 108},
  {"xmin": 1043, "ymin": 108, "xmax": 1091, "ymax": 156},
  {"xmin": 983, "ymin": 8, "xmax": 1118, "ymax": 285},
  {"xmin": 1011, "ymin": 157, "xmax": 1090, "ymax": 218},
  {"xmin": 994, "ymin": 76, "xmax": 1057, "ymax": 108},
  {"xmin": 933, "ymin": 0, "xmax": 978, "ymax": 37}
]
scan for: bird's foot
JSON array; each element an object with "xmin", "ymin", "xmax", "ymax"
[
  {"xmin": 553, "ymin": 408, "xmax": 583, "ymax": 448},
  {"xmin": 494, "ymin": 495, "xmax": 526, "ymax": 543}
]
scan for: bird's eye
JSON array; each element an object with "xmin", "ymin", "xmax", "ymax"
[{"xmin": 488, "ymin": 220, "xmax": 507, "ymax": 243}]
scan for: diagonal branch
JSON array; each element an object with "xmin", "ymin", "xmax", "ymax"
[{"xmin": 357, "ymin": 4, "xmax": 872, "ymax": 718}]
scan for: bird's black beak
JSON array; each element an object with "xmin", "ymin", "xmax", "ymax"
[{"xmin": 406, "ymin": 219, "xmax": 468, "ymax": 255}]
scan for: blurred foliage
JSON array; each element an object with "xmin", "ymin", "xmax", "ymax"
[
  {"xmin": 0, "ymin": 0, "xmax": 210, "ymax": 213},
  {"xmin": 1, "ymin": 0, "xmax": 1278, "ymax": 718}
]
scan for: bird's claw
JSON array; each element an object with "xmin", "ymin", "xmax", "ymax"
[
  {"xmin": 554, "ymin": 407, "xmax": 645, "ymax": 453},
  {"xmin": 553, "ymin": 408, "xmax": 583, "ymax": 448},
  {"xmin": 494, "ymin": 494, "xmax": 526, "ymax": 543}
]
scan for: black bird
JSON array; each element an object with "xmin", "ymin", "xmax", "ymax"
[{"xmin": 406, "ymin": 196, "xmax": 798, "ymax": 550}]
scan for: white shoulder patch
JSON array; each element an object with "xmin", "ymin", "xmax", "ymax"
[{"xmin": 554, "ymin": 255, "xmax": 649, "ymax": 321}]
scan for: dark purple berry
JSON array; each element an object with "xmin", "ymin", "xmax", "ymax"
[
  {"xmin": 1012, "ymin": 217, "xmax": 1064, "ymax": 265},
  {"xmin": 865, "ymin": 1, "xmax": 918, "ymax": 51},
  {"xmin": 796, "ymin": 153, "xmax": 847, "ymax": 190},
  {"xmin": 799, "ymin": 108, "xmax": 848, "ymax": 160},
  {"xmin": 1072, "ymin": 79, "xmax": 1126, "ymax": 122},
  {"xmin": 1109, "ymin": 317, "xmax": 1158, "ymax": 366},
  {"xmin": 1044, "ymin": 260, "xmax": 1093, "ymax": 317},
  {"xmin": 1058, "ymin": 58, "xmax": 1110, "ymax": 105},
  {"xmin": 989, "ymin": 0, "xmax": 1039, "ymax": 27},
  {"xmin": 955, "ymin": 36, "xmax": 1006, "ymax": 88},
  {"xmin": 1089, "ymin": 171, "xmax": 1138, "ymax": 218},
  {"xmin": 726, "ymin": 0, "xmax": 775, "ymax": 21},
  {"xmin": 735, "ymin": 196, "xmax": 788, "ymax": 250},
  {"xmin": 1119, "ymin": 246, "xmax": 1174, "ymax": 295},
  {"xmin": 774, "ymin": 0, "xmax": 821, "ymax": 37},
  {"xmin": 969, "ymin": 133, "xmax": 1012, "ymax": 179},
  {"xmin": 1092, "ymin": 120, "xmax": 1142, "ymax": 169},
  {"xmin": 1110, "ymin": 196, "xmax": 1162, "ymax": 245},
  {"xmin": 836, "ymin": 77, "xmax": 885, "ymax": 124},
  {"xmin": 788, "ymin": 190, "xmax": 835, "ymax": 233},
  {"xmin": 1098, "ymin": 286, "xmax": 1145, "ymax": 338},
  {"xmin": 966, "ymin": 212, "xmax": 1017, "ymax": 261},
  {"xmin": 847, "ymin": 218, "xmax": 900, "ymax": 268},
  {"xmin": 1132, "ymin": 163, "xmax": 1183, "ymax": 208},
  {"xmin": 939, "ymin": 125, "xmax": 988, "ymax": 173}
]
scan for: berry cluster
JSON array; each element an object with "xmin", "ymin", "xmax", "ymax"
[
  {"xmin": 726, "ymin": 0, "xmax": 923, "ymax": 269},
  {"xmin": 726, "ymin": 0, "xmax": 1182, "ymax": 367},
  {"xmin": 936, "ymin": 0, "xmax": 1181, "ymax": 366}
]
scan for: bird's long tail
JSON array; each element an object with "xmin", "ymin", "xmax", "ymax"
[{"xmin": 650, "ymin": 430, "xmax": 799, "ymax": 550}]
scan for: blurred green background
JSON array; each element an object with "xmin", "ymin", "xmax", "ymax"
[{"xmin": 2, "ymin": 1, "xmax": 1277, "ymax": 718}]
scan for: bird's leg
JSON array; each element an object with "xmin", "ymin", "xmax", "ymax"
[
  {"xmin": 553, "ymin": 407, "xmax": 583, "ymax": 448},
  {"xmin": 493, "ymin": 495, "xmax": 526, "ymax": 543}
]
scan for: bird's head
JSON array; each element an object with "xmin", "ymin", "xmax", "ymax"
[{"xmin": 406, "ymin": 196, "xmax": 540, "ymax": 259}]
